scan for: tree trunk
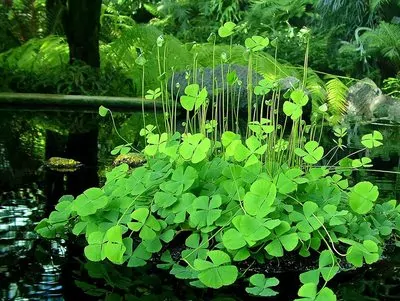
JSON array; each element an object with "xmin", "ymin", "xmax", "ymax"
[
  {"xmin": 65, "ymin": 0, "xmax": 102, "ymax": 67},
  {"xmin": 1, "ymin": 0, "xmax": 13, "ymax": 8}
]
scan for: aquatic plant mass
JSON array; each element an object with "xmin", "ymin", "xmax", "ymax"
[{"xmin": 35, "ymin": 23, "xmax": 400, "ymax": 301}]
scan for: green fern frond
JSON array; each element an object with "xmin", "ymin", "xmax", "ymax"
[
  {"xmin": 325, "ymin": 77, "xmax": 348, "ymax": 117},
  {"xmin": 369, "ymin": 0, "xmax": 391, "ymax": 14},
  {"xmin": 305, "ymin": 70, "xmax": 326, "ymax": 107},
  {"xmin": 0, "ymin": 36, "xmax": 68, "ymax": 71},
  {"xmin": 190, "ymin": 43, "xmax": 293, "ymax": 80},
  {"xmin": 246, "ymin": 0, "xmax": 311, "ymax": 32},
  {"xmin": 104, "ymin": 24, "xmax": 193, "ymax": 93}
]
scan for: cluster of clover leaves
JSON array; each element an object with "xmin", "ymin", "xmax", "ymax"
[
  {"xmin": 36, "ymin": 114, "xmax": 400, "ymax": 300},
  {"xmin": 35, "ymin": 22, "xmax": 399, "ymax": 300}
]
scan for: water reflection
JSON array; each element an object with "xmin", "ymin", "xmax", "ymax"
[{"xmin": 0, "ymin": 187, "xmax": 66, "ymax": 300}]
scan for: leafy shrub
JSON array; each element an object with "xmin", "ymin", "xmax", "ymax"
[
  {"xmin": 0, "ymin": 24, "xmax": 193, "ymax": 95},
  {"xmin": 383, "ymin": 76, "xmax": 400, "ymax": 98}
]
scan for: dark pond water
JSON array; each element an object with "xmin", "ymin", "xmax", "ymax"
[{"xmin": 0, "ymin": 109, "xmax": 399, "ymax": 301}]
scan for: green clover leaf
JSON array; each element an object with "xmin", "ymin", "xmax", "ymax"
[
  {"xmin": 348, "ymin": 181, "xmax": 379, "ymax": 214},
  {"xmin": 361, "ymin": 131, "xmax": 383, "ymax": 148},
  {"xmin": 194, "ymin": 250, "xmax": 238, "ymax": 289},
  {"xmin": 246, "ymin": 274, "xmax": 279, "ymax": 297},
  {"xmin": 218, "ymin": 22, "xmax": 236, "ymax": 38},
  {"xmin": 295, "ymin": 141, "xmax": 324, "ymax": 164}
]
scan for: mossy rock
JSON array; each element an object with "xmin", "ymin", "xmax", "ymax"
[
  {"xmin": 44, "ymin": 157, "xmax": 83, "ymax": 172},
  {"xmin": 113, "ymin": 153, "xmax": 146, "ymax": 168}
]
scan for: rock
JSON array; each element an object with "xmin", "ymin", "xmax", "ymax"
[
  {"xmin": 44, "ymin": 157, "xmax": 83, "ymax": 172},
  {"xmin": 346, "ymin": 78, "xmax": 400, "ymax": 124},
  {"xmin": 168, "ymin": 64, "xmax": 263, "ymax": 111},
  {"xmin": 168, "ymin": 65, "xmax": 307, "ymax": 130},
  {"xmin": 113, "ymin": 153, "xmax": 146, "ymax": 168}
]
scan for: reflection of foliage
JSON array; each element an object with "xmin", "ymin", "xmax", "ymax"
[
  {"xmin": 0, "ymin": 112, "xmax": 45, "ymax": 188},
  {"xmin": 75, "ymin": 260, "xmax": 209, "ymax": 300},
  {"xmin": 336, "ymin": 250, "xmax": 400, "ymax": 301},
  {"xmin": 98, "ymin": 112, "xmax": 164, "ymax": 180},
  {"xmin": 0, "ymin": 111, "xmax": 102, "ymax": 188}
]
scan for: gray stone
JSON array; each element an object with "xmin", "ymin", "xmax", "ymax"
[
  {"xmin": 168, "ymin": 64, "xmax": 263, "ymax": 111},
  {"xmin": 346, "ymin": 78, "xmax": 400, "ymax": 124}
]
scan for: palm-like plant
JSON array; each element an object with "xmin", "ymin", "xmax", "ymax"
[
  {"xmin": 361, "ymin": 21, "xmax": 400, "ymax": 68},
  {"xmin": 316, "ymin": 0, "xmax": 394, "ymax": 37}
]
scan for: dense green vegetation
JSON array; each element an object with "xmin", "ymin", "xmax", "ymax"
[
  {"xmin": 1, "ymin": 1, "xmax": 400, "ymax": 300},
  {"xmin": 2, "ymin": 0, "xmax": 400, "ymax": 98}
]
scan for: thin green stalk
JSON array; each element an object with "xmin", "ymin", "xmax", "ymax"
[
  {"xmin": 246, "ymin": 53, "xmax": 253, "ymax": 138},
  {"xmin": 157, "ymin": 46, "xmax": 169, "ymax": 133},
  {"xmin": 141, "ymin": 65, "xmax": 146, "ymax": 135}
]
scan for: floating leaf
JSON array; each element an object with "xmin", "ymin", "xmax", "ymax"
[{"xmin": 99, "ymin": 105, "xmax": 108, "ymax": 117}]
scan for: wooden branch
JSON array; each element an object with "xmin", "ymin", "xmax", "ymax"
[{"xmin": 0, "ymin": 93, "xmax": 164, "ymax": 111}]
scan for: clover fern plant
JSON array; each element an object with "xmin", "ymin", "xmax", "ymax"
[
  {"xmin": 35, "ymin": 124, "xmax": 400, "ymax": 300},
  {"xmin": 36, "ymin": 23, "xmax": 400, "ymax": 301}
]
